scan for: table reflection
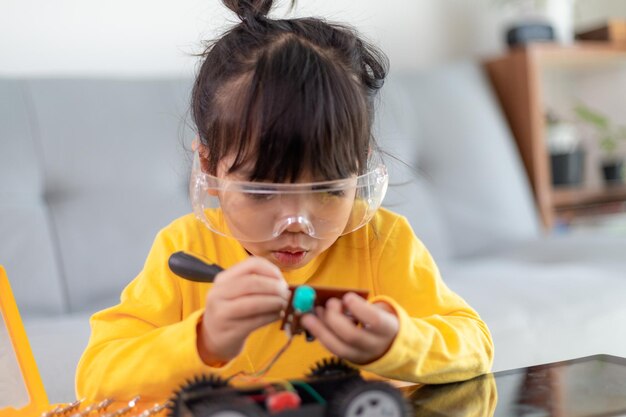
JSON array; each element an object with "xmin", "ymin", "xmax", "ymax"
[
  {"xmin": 407, "ymin": 373, "xmax": 497, "ymax": 417},
  {"xmin": 514, "ymin": 365, "xmax": 565, "ymax": 417},
  {"xmin": 508, "ymin": 358, "xmax": 626, "ymax": 417},
  {"xmin": 404, "ymin": 356, "xmax": 626, "ymax": 417}
]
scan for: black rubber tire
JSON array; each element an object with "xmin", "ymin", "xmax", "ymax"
[
  {"xmin": 193, "ymin": 397, "xmax": 266, "ymax": 417},
  {"xmin": 326, "ymin": 380, "xmax": 412, "ymax": 417},
  {"xmin": 168, "ymin": 374, "xmax": 230, "ymax": 417},
  {"xmin": 307, "ymin": 357, "xmax": 359, "ymax": 378}
]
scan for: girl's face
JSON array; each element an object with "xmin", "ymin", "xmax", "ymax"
[{"xmin": 215, "ymin": 155, "xmax": 357, "ymax": 271}]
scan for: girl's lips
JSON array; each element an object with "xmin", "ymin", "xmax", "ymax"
[{"xmin": 272, "ymin": 250, "xmax": 307, "ymax": 267}]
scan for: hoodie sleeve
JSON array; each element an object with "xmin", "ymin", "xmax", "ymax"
[
  {"xmin": 358, "ymin": 216, "xmax": 494, "ymax": 383},
  {"xmin": 75, "ymin": 227, "xmax": 246, "ymax": 401}
]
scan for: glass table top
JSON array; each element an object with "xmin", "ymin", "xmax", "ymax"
[{"xmin": 408, "ymin": 354, "xmax": 626, "ymax": 417}]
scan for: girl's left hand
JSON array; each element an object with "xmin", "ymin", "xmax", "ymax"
[{"xmin": 300, "ymin": 292, "xmax": 399, "ymax": 364}]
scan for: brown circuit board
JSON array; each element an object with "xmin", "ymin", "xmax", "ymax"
[{"xmin": 280, "ymin": 285, "xmax": 369, "ymax": 336}]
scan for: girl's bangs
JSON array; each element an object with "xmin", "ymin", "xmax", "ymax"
[{"xmin": 220, "ymin": 37, "xmax": 370, "ymax": 183}]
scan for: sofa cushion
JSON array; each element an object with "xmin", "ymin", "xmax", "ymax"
[
  {"xmin": 383, "ymin": 63, "xmax": 541, "ymax": 258},
  {"xmin": 443, "ymin": 255, "xmax": 626, "ymax": 372},
  {"xmin": 25, "ymin": 79, "xmax": 194, "ymax": 312},
  {"xmin": 0, "ymin": 80, "xmax": 66, "ymax": 315},
  {"xmin": 377, "ymin": 76, "xmax": 452, "ymax": 263},
  {"xmin": 24, "ymin": 312, "xmax": 93, "ymax": 403}
]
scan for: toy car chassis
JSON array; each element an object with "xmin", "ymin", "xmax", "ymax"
[{"xmin": 168, "ymin": 358, "xmax": 413, "ymax": 417}]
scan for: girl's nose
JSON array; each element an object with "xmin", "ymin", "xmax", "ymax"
[{"xmin": 272, "ymin": 215, "xmax": 315, "ymax": 237}]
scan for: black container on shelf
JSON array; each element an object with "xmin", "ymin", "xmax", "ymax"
[
  {"xmin": 602, "ymin": 160, "xmax": 624, "ymax": 185},
  {"xmin": 551, "ymin": 149, "xmax": 585, "ymax": 186},
  {"xmin": 506, "ymin": 22, "xmax": 555, "ymax": 47}
]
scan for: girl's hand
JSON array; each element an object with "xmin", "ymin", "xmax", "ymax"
[
  {"xmin": 197, "ymin": 257, "xmax": 290, "ymax": 365},
  {"xmin": 300, "ymin": 292, "xmax": 399, "ymax": 364}
]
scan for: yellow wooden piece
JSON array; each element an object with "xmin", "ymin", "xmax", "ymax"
[{"xmin": 0, "ymin": 265, "xmax": 49, "ymax": 417}]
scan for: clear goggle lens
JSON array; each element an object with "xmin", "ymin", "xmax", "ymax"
[{"xmin": 190, "ymin": 151, "xmax": 388, "ymax": 243}]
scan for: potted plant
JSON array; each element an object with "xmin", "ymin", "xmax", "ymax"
[
  {"xmin": 574, "ymin": 103, "xmax": 626, "ymax": 185},
  {"xmin": 546, "ymin": 111, "xmax": 585, "ymax": 186}
]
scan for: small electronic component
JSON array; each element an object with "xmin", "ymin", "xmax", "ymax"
[
  {"xmin": 168, "ymin": 251, "xmax": 370, "ymax": 338},
  {"xmin": 292, "ymin": 286, "xmax": 316, "ymax": 314},
  {"xmin": 265, "ymin": 391, "xmax": 301, "ymax": 413},
  {"xmin": 281, "ymin": 285, "xmax": 369, "ymax": 337}
]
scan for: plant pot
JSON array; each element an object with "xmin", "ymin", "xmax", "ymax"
[
  {"xmin": 551, "ymin": 149, "xmax": 585, "ymax": 186},
  {"xmin": 506, "ymin": 21, "xmax": 555, "ymax": 47},
  {"xmin": 601, "ymin": 160, "xmax": 624, "ymax": 185},
  {"xmin": 544, "ymin": 0, "xmax": 575, "ymax": 44}
]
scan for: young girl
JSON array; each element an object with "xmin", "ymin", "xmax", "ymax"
[{"xmin": 76, "ymin": 0, "xmax": 493, "ymax": 401}]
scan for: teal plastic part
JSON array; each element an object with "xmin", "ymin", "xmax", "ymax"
[{"xmin": 292, "ymin": 285, "xmax": 316, "ymax": 313}]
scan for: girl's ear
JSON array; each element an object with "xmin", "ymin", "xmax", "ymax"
[
  {"xmin": 192, "ymin": 137, "xmax": 210, "ymax": 159},
  {"xmin": 196, "ymin": 143, "xmax": 210, "ymax": 171},
  {"xmin": 194, "ymin": 141, "xmax": 219, "ymax": 197},
  {"xmin": 197, "ymin": 142, "xmax": 210, "ymax": 160}
]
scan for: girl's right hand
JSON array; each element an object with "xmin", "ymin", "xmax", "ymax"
[{"xmin": 196, "ymin": 257, "xmax": 290, "ymax": 366}]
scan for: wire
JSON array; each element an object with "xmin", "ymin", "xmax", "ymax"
[
  {"xmin": 222, "ymin": 334, "xmax": 327, "ymax": 406},
  {"xmin": 251, "ymin": 335, "xmax": 293, "ymax": 376},
  {"xmin": 291, "ymin": 381, "xmax": 326, "ymax": 405},
  {"xmin": 227, "ymin": 334, "xmax": 294, "ymax": 382}
]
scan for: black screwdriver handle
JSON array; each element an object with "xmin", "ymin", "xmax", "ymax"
[{"xmin": 168, "ymin": 251, "xmax": 224, "ymax": 283}]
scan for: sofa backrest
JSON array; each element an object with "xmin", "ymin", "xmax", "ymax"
[
  {"xmin": 377, "ymin": 62, "xmax": 541, "ymax": 261},
  {"xmin": 0, "ymin": 79, "xmax": 194, "ymax": 315},
  {"xmin": 1, "ymin": 80, "xmax": 67, "ymax": 316},
  {"xmin": 1, "ymin": 65, "xmax": 540, "ymax": 315}
]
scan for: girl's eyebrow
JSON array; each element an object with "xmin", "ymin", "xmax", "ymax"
[
  {"xmin": 311, "ymin": 184, "xmax": 336, "ymax": 190},
  {"xmin": 241, "ymin": 183, "xmax": 278, "ymax": 191}
]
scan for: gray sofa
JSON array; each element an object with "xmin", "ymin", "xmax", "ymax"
[{"xmin": 2, "ymin": 62, "xmax": 626, "ymax": 403}]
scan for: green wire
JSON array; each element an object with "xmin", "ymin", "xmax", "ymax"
[{"xmin": 291, "ymin": 381, "xmax": 327, "ymax": 405}]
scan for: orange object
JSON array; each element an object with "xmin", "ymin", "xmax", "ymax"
[
  {"xmin": 0, "ymin": 265, "xmax": 49, "ymax": 417},
  {"xmin": 266, "ymin": 391, "xmax": 301, "ymax": 413}
]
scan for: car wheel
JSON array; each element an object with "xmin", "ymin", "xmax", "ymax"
[
  {"xmin": 307, "ymin": 357, "xmax": 359, "ymax": 378},
  {"xmin": 326, "ymin": 380, "xmax": 412, "ymax": 417},
  {"xmin": 194, "ymin": 398, "xmax": 265, "ymax": 417}
]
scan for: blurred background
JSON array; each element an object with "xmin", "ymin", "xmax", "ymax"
[
  {"xmin": 1, "ymin": 0, "xmax": 625, "ymax": 76},
  {"xmin": 2, "ymin": 0, "xmax": 626, "ymax": 406}
]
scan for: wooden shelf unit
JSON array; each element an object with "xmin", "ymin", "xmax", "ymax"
[
  {"xmin": 552, "ymin": 184, "xmax": 626, "ymax": 209},
  {"xmin": 484, "ymin": 42, "xmax": 626, "ymax": 230}
]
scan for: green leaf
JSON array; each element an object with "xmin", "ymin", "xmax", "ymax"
[
  {"xmin": 573, "ymin": 104, "xmax": 609, "ymax": 130},
  {"xmin": 600, "ymin": 136, "xmax": 617, "ymax": 154}
]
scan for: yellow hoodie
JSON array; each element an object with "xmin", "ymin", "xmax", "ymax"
[{"xmin": 76, "ymin": 208, "xmax": 493, "ymax": 401}]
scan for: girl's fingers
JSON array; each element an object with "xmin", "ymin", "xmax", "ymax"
[
  {"xmin": 319, "ymin": 298, "xmax": 380, "ymax": 349},
  {"xmin": 224, "ymin": 295, "xmax": 288, "ymax": 319},
  {"xmin": 237, "ymin": 312, "xmax": 284, "ymax": 333},
  {"xmin": 342, "ymin": 293, "xmax": 399, "ymax": 336},
  {"xmin": 212, "ymin": 257, "xmax": 289, "ymax": 300},
  {"xmin": 216, "ymin": 275, "xmax": 290, "ymax": 300},
  {"xmin": 200, "ymin": 257, "xmax": 289, "ymax": 361},
  {"xmin": 217, "ymin": 256, "xmax": 284, "ymax": 282},
  {"xmin": 301, "ymin": 295, "xmax": 399, "ymax": 364},
  {"xmin": 300, "ymin": 314, "xmax": 363, "ymax": 360},
  {"xmin": 202, "ymin": 311, "xmax": 281, "ymax": 359}
]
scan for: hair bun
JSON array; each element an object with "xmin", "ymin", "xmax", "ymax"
[{"xmin": 222, "ymin": 0, "xmax": 274, "ymax": 20}]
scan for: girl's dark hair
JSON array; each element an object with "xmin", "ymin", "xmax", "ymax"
[{"xmin": 192, "ymin": 0, "xmax": 388, "ymax": 182}]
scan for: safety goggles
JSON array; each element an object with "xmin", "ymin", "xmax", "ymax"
[{"xmin": 190, "ymin": 151, "xmax": 388, "ymax": 243}]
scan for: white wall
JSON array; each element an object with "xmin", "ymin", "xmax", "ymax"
[
  {"xmin": 0, "ymin": 0, "xmax": 504, "ymax": 77},
  {"xmin": 1, "ymin": 0, "xmax": 624, "ymax": 77},
  {"xmin": 576, "ymin": 0, "xmax": 626, "ymax": 29}
]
